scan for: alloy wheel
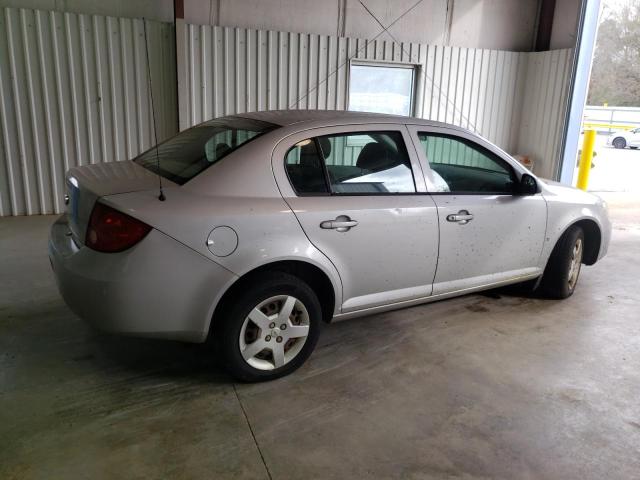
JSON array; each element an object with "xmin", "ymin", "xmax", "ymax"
[
  {"xmin": 567, "ymin": 238, "xmax": 583, "ymax": 290},
  {"xmin": 239, "ymin": 295, "xmax": 310, "ymax": 370}
]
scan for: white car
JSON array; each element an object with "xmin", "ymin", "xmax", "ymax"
[
  {"xmin": 49, "ymin": 110, "xmax": 611, "ymax": 381},
  {"xmin": 607, "ymin": 127, "xmax": 640, "ymax": 149}
]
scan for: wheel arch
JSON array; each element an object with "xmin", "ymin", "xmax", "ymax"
[
  {"xmin": 208, "ymin": 260, "xmax": 338, "ymax": 338},
  {"xmin": 546, "ymin": 218, "xmax": 601, "ymax": 266},
  {"xmin": 572, "ymin": 218, "xmax": 602, "ymax": 265}
]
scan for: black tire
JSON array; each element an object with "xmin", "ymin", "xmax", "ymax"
[
  {"xmin": 537, "ymin": 225, "xmax": 584, "ymax": 299},
  {"xmin": 612, "ymin": 137, "xmax": 626, "ymax": 149},
  {"xmin": 215, "ymin": 272, "xmax": 322, "ymax": 382}
]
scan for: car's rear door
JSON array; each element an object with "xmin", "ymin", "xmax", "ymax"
[
  {"xmin": 272, "ymin": 124, "xmax": 439, "ymax": 313},
  {"xmin": 406, "ymin": 125, "xmax": 547, "ymax": 295}
]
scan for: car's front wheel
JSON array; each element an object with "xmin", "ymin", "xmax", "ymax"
[
  {"xmin": 538, "ymin": 225, "xmax": 584, "ymax": 299},
  {"xmin": 216, "ymin": 272, "xmax": 322, "ymax": 382},
  {"xmin": 612, "ymin": 137, "xmax": 627, "ymax": 149}
]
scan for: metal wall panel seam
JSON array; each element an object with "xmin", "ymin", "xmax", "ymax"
[
  {"xmin": 36, "ymin": 10, "xmax": 61, "ymax": 213},
  {"xmin": 0, "ymin": 10, "xmax": 19, "ymax": 215},
  {"xmin": 7, "ymin": 9, "xmax": 32, "ymax": 215},
  {"xmin": 23, "ymin": 9, "xmax": 50, "ymax": 214}
]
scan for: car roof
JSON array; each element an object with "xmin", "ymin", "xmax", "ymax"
[{"xmin": 235, "ymin": 109, "xmax": 457, "ymax": 130}]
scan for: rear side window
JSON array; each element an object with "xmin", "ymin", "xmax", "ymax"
[
  {"xmin": 135, "ymin": 117, "xmax": 277, "ymax": 185},
  {"xmin": 285, "ymin": 131, "xmax": 416, "ymax": 195}
]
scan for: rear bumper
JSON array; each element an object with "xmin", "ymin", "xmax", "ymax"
[{"xmin": 49, "ymin": 215, "xmax": 237, "ymax": 342}]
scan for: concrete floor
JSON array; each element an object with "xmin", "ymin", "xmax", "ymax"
[{"xmin": 1, "ymin": 193, "xmax": 639, "ymax": 480}]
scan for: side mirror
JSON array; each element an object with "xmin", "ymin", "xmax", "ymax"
[{"xmin": 517, "ymin": 173, "xmax": 539, "ymax": 195}]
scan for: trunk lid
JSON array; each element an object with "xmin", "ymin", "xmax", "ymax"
[{"xmin": 65, "ymin": 160, "xmax": 172, "ymax": 245}]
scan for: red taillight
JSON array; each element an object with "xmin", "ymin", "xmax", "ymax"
[{"xmin": 85, "ymin": 203, "xmax": 151, "ymax": 253}]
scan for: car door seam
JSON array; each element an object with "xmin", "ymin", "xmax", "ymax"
[
  {"xmin": 430, "ymin": 198, "xmax": 443, "ymax": 287},
  {"xmin": 267, "ymin": 139, "xmax": 346, "ymax": 312}
]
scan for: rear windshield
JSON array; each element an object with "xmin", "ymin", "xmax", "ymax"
[{"xmin": 134, "ymin": 117, "xmax": 278, "ymax": 185}]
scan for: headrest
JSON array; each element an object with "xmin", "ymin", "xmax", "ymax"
[
  {"xmin": 299, "ymin": 142, "xmax": 320, "ymax": 167},
  {"xmin": 297, "ymin": 137, "xmax": 332, "ymax": 167},
  {"xmin": 356, "ymin": 142, "xmax": 397, "ymax": 170}
]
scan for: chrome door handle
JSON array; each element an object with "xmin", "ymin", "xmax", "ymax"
[
  {"xmin": 446, "ymin": 210, "xmax": 474, "ymax": 225},
  {"xmin": 320, "ymin": 215, "xmax": 358, "ymax": 232}
]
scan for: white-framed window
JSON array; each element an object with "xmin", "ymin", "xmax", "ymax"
[{"xmin": 348, "ymin": 62, "xmax": 416, "ymax": 116}]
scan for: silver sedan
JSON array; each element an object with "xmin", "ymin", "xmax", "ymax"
[{"xmin": 49, "ymin": 110, "xmax": 611, "ymax": 381}]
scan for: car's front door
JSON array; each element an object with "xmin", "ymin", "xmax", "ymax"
[
  {"xmin": 272, "ymin": 124, "xmax": 439, "ymax": 313},
  {"xmin": 408, "ymin": 126, "xmax": 547, "ymax": 295}
]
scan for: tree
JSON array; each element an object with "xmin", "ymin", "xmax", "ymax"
[{"xmin": 588, "ymin": 1, "xmax": 640, "ymax": 106}]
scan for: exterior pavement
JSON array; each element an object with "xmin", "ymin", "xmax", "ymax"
[
  {"xmin": 1, "ymin": 193, "xmax": 639, "ymax": 479},
  {"xmin": 578, "ymin": 133, "xmax": 640, "ymax": 193}
]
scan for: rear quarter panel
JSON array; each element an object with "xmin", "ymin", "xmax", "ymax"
[{"xmin": 102, "ymin": 133, "xmax": 344, "ymax": 317}]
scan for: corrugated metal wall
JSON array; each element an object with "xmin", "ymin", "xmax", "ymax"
[
  {"xmin": 181, "ymin": 24, "xmax": 573, "ymax": 179},
  {"xmin": 0, "ymin": 7, "xmax": 177, "ymax": 216},
  {"xmin": 417, "ymin": 46, "xmax": 526, "ymax": 153},
  {"xmin": 516, "ymin": 49, "xmax": 573, "ymax": 179},
  {"xmin": 181, "ymin": 25, "xmax": 528, "ymax": 153},
  {"xmin": 0, "ymin": 10, "xmax": 573, "ymax": 217}
]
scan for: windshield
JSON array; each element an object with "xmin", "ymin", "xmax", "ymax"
[{"xmin": 134, "ymin": 117, "xmax": 278, "ymax": 185}]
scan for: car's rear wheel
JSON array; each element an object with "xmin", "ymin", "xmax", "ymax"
[
  {"xmin": 612, "ymin": 137, "xmax": 627, "ymax": 149},
  {"xmin": 216, "ymin": 272, "xmax": 321, "ymax": 382},
  {"xmin": 538, "ymin": 225, "xmax": 584, "ymax": 299}
]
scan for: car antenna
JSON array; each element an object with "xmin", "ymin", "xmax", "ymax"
[{"xmin": 143, "ymin": 18, "xmax": 165, "ymax": 201}]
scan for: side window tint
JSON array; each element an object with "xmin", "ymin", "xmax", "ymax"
[
  {"xmin": 285, "ymin": 139, "xmax": 329, "ymax": 194},
  {"xmin": 418, "ymin": 133, "xmax": 516, "ymax": 194},
  {"xmin": 318, "ymin": 131, "xmax": 416, "ymax": 194}
]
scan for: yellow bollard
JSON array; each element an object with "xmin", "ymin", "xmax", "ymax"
[{"xmin": 577, "ymin": 129, "xmax": 596, "ymax": 191}]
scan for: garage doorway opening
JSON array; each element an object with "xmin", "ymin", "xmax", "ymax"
[
  {"xmin": 579, "ymin": 1, "xmax": 640, "ymax": 194},
  {"xmin": 347, "ymin": 62, "xmax": 417, "ymax": 116}
]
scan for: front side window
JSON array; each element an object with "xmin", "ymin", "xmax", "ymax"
[
  {"xmin": 285, "ymin": 131, "xmax": 416, "ymax": 195},
  {"xmin": 135, "ymin": 117, "xmax": 277, "ymax": 185},
  {"xmin": 417, "ymin": 133, "xmax": 516, "ymax": 194}
]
